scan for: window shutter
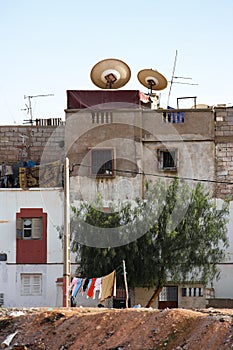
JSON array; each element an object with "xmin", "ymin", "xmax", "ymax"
[
  {"xmin": 21, "ymin": 275, "xmax": 30, "ymax": 295},
  {"xmin": 32, "ymin": 218, "xmax": 42, "ymax": 239},
  {"xmin": 16, "ymin": 217, "xmax": 23, "ymax": 238},
  {"xmin": 32, "ymin": 275, "xmax": 42, "ymax": 294}
]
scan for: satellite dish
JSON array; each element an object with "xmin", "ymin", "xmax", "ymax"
[
  {"xmin": 137, "ymin": 69, "xmax": 168, "ymax": 94},
  {"xmin": 90, "ymin": 58, "xmax": 131, "ymax": 89}
]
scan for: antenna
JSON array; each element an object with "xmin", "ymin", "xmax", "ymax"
[
  {"xmin": 22, "ymin": 94, "xmax": 54, "ymax": 124},
  {"xmin": 167, "ymin": 50, "xmax": 198, "ymax": 107}
]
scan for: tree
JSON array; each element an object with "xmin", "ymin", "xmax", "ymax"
[{"xmin": 69, "ymin": 178, "xmax": 229, "ymax": 307}]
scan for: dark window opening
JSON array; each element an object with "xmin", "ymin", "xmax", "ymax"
[
  {"xmin": 0, "ymin": 253, "xmax": 7, "ymax": 261},
  {"xmin": 91, "ymin": 149, "xmax": 114, "ymax": 177},
  {"xmin": 181, "ymin": 287, "xmax": 187, "ymax": 297},
  {"xmin": 158, "ymin": 149, "xmax": 177, "ymax": 171}
]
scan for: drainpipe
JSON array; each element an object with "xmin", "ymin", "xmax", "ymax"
[{"xmin": 63, "ymin": 157, "xmax": 70, "ymax": 307}]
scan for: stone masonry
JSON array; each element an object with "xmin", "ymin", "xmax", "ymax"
[
  {"xmin": 0, "ymin": 124, "xmax": 65, "ymax": 165},
  {"xmin": 215, "ymin": 107, "xmax": 233, "ymax": 200}
]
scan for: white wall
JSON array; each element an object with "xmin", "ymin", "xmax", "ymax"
[
  {"xmin": 210, "ymin": 200, "xmax": 233, "ymax": 298},
  {"xmin": 0, "ymin": 188, "xmax": 68, "ymax": 307}
]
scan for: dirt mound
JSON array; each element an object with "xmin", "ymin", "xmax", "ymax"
[{"xmin": 0, "ymin": 307, "xmax": 232, "ymax": 349}]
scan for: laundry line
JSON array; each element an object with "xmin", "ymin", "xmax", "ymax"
[{"xmin": 69, "ymin": 260, "xmax": 129, "ymax": 308}]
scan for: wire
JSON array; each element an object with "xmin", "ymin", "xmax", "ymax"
[{"xmin": 70, "ymin": 162, "xmax": 233, "ymax": 186}]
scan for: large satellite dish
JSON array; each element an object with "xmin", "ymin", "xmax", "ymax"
[
  {"xmin": 90, "ymin": 58, "xmax": 131, "ymax": 89},
  {"xmin": 137, "ymin": 69, "xmax": 168, "ymax": 94}
]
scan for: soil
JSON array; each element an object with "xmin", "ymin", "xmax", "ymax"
[{"xmin": 0, "ymin": 307, "xmax": 233, "ymax": 350}]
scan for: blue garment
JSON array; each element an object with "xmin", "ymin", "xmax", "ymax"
[
  {"xmin": 72, "ymin": 278, "xmax": 83, "ymax": 298},
  {"xmin": 86, "ymin": 278, "xmax": 92, "ymax": 294}
]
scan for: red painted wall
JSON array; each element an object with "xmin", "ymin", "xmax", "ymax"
[{"xmin": 16, "ymin": 208, "xmax": 47, "ymax": 264}]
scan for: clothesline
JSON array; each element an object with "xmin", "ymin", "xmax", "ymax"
[
  {"xmin": 69, "ymin": 270, "xmax": 116, "ymax": 307},
  {"xmin": 69, "ymin": 260, "xmax": 129, "ymax": 308}
]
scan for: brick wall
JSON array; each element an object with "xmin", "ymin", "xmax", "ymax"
[
  {"xmin": 215, "ymin": 108, "xmax": 233, "ymax": 200},
  {"xmin": 207, "ymin": 298, "xmax": 233, "ymax": 308},
  {"xmin": 0, "ymin": 125, "xmax": 65, "ymax": 165}
]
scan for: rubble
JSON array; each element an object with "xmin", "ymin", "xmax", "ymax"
[{"xmin": 0, "ymin": 307, "xmax": 232, "ymax": 349}]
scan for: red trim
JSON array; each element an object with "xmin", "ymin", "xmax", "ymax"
[{"xmin": 16, "ymin": 208, "xmax": 47, "ymax": 264}]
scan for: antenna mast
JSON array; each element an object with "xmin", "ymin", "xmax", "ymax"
[
  {"xmin": 167, "ymin": 50, "xmax": 198, "ymax": 107},
  {"xmin": 22, "ymin": 94, "xmax": 54, "ymax": 125}
]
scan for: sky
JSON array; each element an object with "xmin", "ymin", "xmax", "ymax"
[{"xmin": 0, "ymin": 0, "xmax": 233, "ymax": 125}]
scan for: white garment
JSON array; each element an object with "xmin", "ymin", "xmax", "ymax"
[{"xmin": 93, "ymin": 277, "xmax": 102, "ymax": 299}]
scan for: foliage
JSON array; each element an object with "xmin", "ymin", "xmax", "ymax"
[{"xmin": 69, "ymin": 178, "xmax": 229, "ymax": 291}]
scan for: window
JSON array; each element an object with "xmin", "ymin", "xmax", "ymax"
[
  {"xmin": 91, "ymin": 111, "xmax": 113, "ymax": 124},
  {"xmin": 21, "ymin": 274, "xmax": 42, "ymax": 296},
  {"xmin": 22, "ymin": 218, "xmax": 42, "ymax": 239},
  {"xmin": 91, "ymin": 148, "xmax": 114, "ymax": 177},
  {"xmin": 158, "ymin": 148, "xmax": 177, "ymax": 171},
  {"xmin": 159, "ymin": 286, "xmax": 178, "ymax": 301},
  {"xmin": 16, "ymin": 208, "xmax": 47, "ymax": 264},
  {"xmin": 181, "ymin": 287, "xmax": 203, "ymax": 297},
  {"xmin": 163, "ymin": 111, "xmax": 185, "ymax": 123},
  {"xmin": 0, "ymin": 293, "xmax": 4, "ymax": 306},
  {"xmin": 0, "ymin": 253, "xmax": 7, "ymax": 261},
  {"xmin": 181, "ymin": 287, "xmax": 187, "ymax": 297}
]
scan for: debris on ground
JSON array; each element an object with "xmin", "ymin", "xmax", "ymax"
[{"xmin": 0, "ymin": 307, "xmax": 232, "ymax": 349}]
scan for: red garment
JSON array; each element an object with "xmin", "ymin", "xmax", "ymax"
[{"xmin": 87, "ymin": 278, "xmax": 96, "ymax": 298}]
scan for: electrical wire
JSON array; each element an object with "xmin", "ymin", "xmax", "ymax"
[{"xmin": 70, "ymin": 162, "xmax": 233, "ymax": 186}]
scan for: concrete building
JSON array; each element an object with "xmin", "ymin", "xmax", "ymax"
[
  {"xmin": 65, "ymin": 91, "xmax": 233, "ymax": 308},
  {"xmin": 0, "ymin": 93, "xmax": 232, "ymax": 308}
]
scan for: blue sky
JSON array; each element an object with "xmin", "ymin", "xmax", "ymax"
[{"xmin": 0, "ymin": 0, "xmax": 233, "ymax": 124}]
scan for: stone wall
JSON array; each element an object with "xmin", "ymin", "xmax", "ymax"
[
  {"xmin": 0, "ymin": 124, "xmax": 65, "ymax": 165},
  {"xmin": 215, "ymin": 108, "xmax": 233, "ymax": 200},
  {"xmin": 207, "ymin": 298, "xmax": 233, "ymax": 308}
]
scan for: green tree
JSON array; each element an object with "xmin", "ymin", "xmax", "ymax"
[{"xmin": 70, "ymin": 178, "xmax": 229, "ymax": 307}]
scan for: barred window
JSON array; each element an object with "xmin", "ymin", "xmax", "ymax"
[{"xmin": 91, "ymin": 149, "xmax": 114, "ymax": 177}]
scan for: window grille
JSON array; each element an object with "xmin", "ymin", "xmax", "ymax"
[
  {"xmin": 91, "ymin": 111, "xmax": 113, "ymax": 124},
  {"xmin": 159, "ymin": 286, "xmax": 178, "ymax": 301},
  {"xmin": 91, "ymin": 149, "xmax": 114, "ymax": 177},
  {"xmin": 0, "ymin": 293, "xmax": 4, "ymax": 306}
]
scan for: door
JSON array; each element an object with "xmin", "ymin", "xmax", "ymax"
[{"xmin": 158, "ymin": 286, "xmax": 178, "ymax": 309}]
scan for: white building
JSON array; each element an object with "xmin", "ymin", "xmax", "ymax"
[{"xmin": 0, "ymin": 188, "xmax": 65, "ymax": 307}]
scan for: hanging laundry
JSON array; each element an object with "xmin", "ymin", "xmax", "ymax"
[
  {"xmin": 79, "ymin": 278, "xmax": 86, "ymax": 295},
  {"xmin": 100, "ymin": 270, "xmax": 116, "ymax": 302},
  {"xmin": 69, "ymin": 276, "xmax": 79, "ymax": 296},
  {"xmin": 86, "ymin": 278, "xmax": 92, "ymax": 294},
  {"xmin": 93, "ymin": 277, "xmax": 102, "ymax": 300},
  {"xmin": 87, "ymin": 278, "xmax": 96, "ymax": 298},
  {"xmin": 72, "ymin": 278, "xmax": 83, "ymax": 298},
  {"xmin": 83, "ymin": 278, "xmax": 90, "ymax": 292}
]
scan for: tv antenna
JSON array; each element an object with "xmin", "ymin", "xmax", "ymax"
[
  {"xmin": 21, "ymin": 93, "xmax": 54, "ymax": 124},
  {"xmin": 167, "ymin": 50, "xmax": 198, "ymax": 107}
]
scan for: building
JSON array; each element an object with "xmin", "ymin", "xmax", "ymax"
[
  {"xmin": 0, "ymin": 93, "xmax": 232, "ymax": 308},
  {"xmin": 0, "ymin": 120, "xmax": 68, "ymax": 307},
  {"xmin": 64, "ymin": 90, "xmax": 233, "ymax": 308}
]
